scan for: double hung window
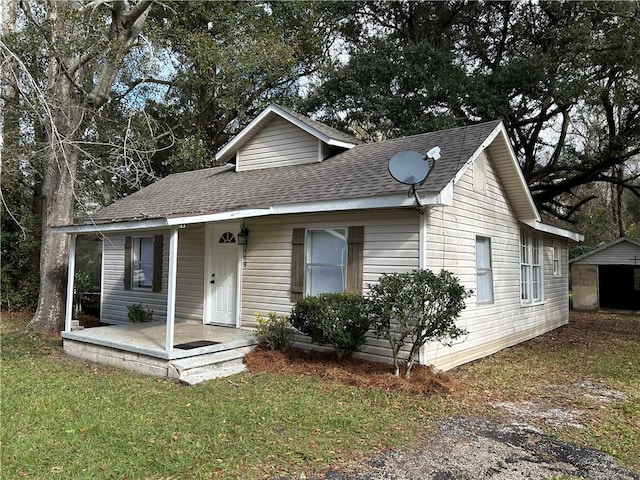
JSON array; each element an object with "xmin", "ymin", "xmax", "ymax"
[
  {"xmin": 290, "ymin": 226, "xmax": 364, "ymax": 302},
  {"xmin": 132, "ymin": 237, "xmax": 154, "ymax": 288},
  {"xmin": 553, "ymin": 240, "xmax": 561, "ymax": 276},
  {"xmin": 305, "ymin": 229, "xmax": 347, "ymax": 295},
  {"xmin": 476, "ymin": 236, "xmax": 494, "ymax": 304},
  {"xmin": 124, "ymin": 234, "xmax": 162, "ymax": 292},
  {"xmin": 520, "ymin": 229, "xmax": 542, "ymax": 303}
]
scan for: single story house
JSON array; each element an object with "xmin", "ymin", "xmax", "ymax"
[
  {"xmin": 570, "ymin": 237, "xmax": 640, "ymax": 311},
  {"xmin": 55, "ymin": 104, "xmax": 582, "ymax": 383}
]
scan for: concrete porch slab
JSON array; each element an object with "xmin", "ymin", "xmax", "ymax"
[{"xmin": 62, "ymin": 322, "xmax": 258, "ymax": 383}]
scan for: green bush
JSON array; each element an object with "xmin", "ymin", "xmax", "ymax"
[
  {"xmin": 254, "ymin": 311, "xmax": 292, "ymax": 351},
  {"xmin": 127, "ymin": 303, "xmax": 153, "ymax": 323},
  {"xmin": 289, "ymin": 292, "xmax": 370, "ymax": 360},
  {"xmin": 368, "ymin": 269, "xmax": 471, "ymax": 378}
]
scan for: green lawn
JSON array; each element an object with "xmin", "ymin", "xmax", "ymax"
[{"xmin": 1, "ymin": 311, "xmax": 638, "ymax": 479}]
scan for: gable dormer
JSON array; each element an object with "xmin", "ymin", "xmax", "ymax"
[{"xmin": 215, "ymin": 104, "xmax": 361, "ymax": 172}]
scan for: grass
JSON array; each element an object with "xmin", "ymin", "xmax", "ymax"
[{"xmin": 1, "ymin": 311, "xmax": 639, "ymax": 479}]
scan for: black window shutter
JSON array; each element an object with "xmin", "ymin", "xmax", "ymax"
[
  {"xmin": 291, "ymin": 228, "xmax": 305, "ymax": 302},
  {"xmin": 124, "ymin": 236, "xmax": 132, "ymax": 290},
  {"xmin": 152, "ymin": 234, "xmax": 163, "ymax": 292},
  {"xmin": 347, "ymin": 226, "xmax": 364, "ymax": 294}
]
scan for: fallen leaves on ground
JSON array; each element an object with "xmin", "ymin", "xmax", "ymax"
[{"xmin": 244, "ymin": 347, "xmax": 457, "ymax": 396}]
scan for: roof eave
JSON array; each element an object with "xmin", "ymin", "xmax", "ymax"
[
  {"xmin": 53, "ymin": 189, "xmax": 454, "ymax": 234},
  {"xmin": 521, "ymin": 219, "xmax": 584, "ymax": 242}
]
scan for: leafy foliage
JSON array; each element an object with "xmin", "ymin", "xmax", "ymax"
[
  {"xmin": 127, "ymin": 303, "xmax": 153, "ymax": 323},
  {"xmin": 289, "ymin": 292, "xmax": 371, "ymax": 360},
  {"xmin": 254, "ymin": 311, "xmax": 292, "ymax": 352},
  {"xmin": 368, "ymin": 269, "xmax": 471, "ymax": 378},
  {"xmin": 305, "ymin": 1, "xmax": 640, "ymax": 222}
]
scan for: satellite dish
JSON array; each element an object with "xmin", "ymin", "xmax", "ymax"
[{"xmin": 388, "ymin": 151, "xmax": 430, "ymax": 185}]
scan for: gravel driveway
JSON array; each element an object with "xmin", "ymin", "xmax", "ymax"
[{"xmin": 309, "ymin": 416, "xmax": 639, "ymax": 480}]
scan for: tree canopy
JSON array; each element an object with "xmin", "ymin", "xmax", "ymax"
[
  {"xmin": 304, "ymin": 0, "xmax": 640, "ymax": 224},
  {"xmin": 1, "ymin": 0, "xmax": 639, "ymax": 326}
]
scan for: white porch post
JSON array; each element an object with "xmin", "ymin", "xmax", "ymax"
[
  {"xmin": 165, "ymin": 228, "xmax": 179, "ymax": 355},
  {"xmin": 64, "ymin": 233, "xmax": 77, "ymax": 332}
]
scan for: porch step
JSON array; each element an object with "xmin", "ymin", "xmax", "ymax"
[{"xmin": 168, "ymin": 346, "xmax": 254, "ymax": 385}]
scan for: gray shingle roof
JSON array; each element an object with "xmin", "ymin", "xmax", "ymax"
[
  {"xmin": 274, "ymin": 104, "xmax": 364, "ymax": 146},
  {"xmin": 87, "ymin": 120, "xmax": 501, "ymax": 224}
]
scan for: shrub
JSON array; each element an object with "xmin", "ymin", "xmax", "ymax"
[
  {"xmin": 254, "ymin": 311, "xmax": 292, "ymax": 351},
  {"xmin": 368, "ymin": 269, "xmax": 471, "ymax": 378},
  {"xmin": 289, "ymin": 292, "xmax": 370, "ymax": 360},
  {"xmin": 127, "ymin": 303, "xmax": 153, "ymax": 323}
]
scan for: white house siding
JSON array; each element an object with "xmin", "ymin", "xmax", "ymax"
[
  {"xmin": 422, "ymin": 151, "xmax": 569, "ymax": 371},
  {"xmin": 175, "ymin": 224, "xmax": 205, "ymax": 323},
  {"xmin": 240, "ymin": 209, "xmax": 420, "ymax": 363},
  {"xmin": 236, "ymin": 116, "xmax": 319, "ymax": 171},
  {"xmin": 101, "ymin": 231, "xmax": 169, "ymax": 323}
]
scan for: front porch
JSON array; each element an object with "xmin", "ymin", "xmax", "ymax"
[{"xmin": 62, "ymin": 322, "xmax": 258, "ymax": 385}]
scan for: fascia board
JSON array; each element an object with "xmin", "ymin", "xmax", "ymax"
[
  {"xmin": 53, "ymin": 218, "xmax": 169, "ymax": 234},
  {"xmin": 215, "ymin": 106, "xmax": 277, "ymax": 163},
  {"xmin": 521, "ymin": 219, "xmax": 584, "ymax": 242},
  {"xmin": 54, "ymin": 190, "xmax": 455, "ymax": 235}
]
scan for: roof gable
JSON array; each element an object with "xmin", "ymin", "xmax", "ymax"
[
  {"xmin": 216, "ymin": 104, "xmax": 362, "ymax": 167},
  {"xmin": 570, "ymin": 237, "xmax": 640, "ymax": 265}
]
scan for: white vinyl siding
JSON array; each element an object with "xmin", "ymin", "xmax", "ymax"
[
  {"xmin": 472, "ymin": 154, "xmax": 486, "ymax": 193},
  {"xmin": 422, "ymin": 151, "xmax": 569, "ymax": 371},
  {"xmin": 476, "ymin": 236, "xmax": 493, "ymax": 304},
  {"xmin": 175, "ymin": 224, "xmax": 205, "ymax": 322},
  {"xmin": 240, "ymin": 209, "xmax": 419, "ymax": 365},
  {"xmin": 102, "ymin": 231, "xmax": 168, "ymax": 323},
  {"xmin": 101, "ymin": 226, "xmax": 205, "ymax": 324},
  {"xmin": 236, "ymin": 116, "xmax": 319, "ymax": 171}
]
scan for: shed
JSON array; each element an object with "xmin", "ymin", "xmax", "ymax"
[{"xmin": 570, "ymin": 237, "xmax": 640, "ymax": 311}]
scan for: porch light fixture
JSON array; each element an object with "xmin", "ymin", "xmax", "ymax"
[{"xmin": 238, "ymin": 224, "xmax": 249, "ymax": 266}]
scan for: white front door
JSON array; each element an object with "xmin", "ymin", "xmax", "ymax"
[{"xmin": 205, "ymin": 224, "xmax": 240, "ymax": 326}]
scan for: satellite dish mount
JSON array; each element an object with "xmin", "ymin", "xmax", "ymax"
[{"xmin": 388, "ymin": 146, "xmax": 440, "ymax": 214}]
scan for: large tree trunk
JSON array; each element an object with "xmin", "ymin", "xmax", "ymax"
[
  {"xmin": 28, "ymin": 4, "xmax": 82, "ymax": 332},
  {"xmin": 22, "ymin": 0, "xmax": 153, "ymax": 333}
]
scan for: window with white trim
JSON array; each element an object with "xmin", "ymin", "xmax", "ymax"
[
  {"xmin": 520, "ymin": 229, "xmax": 542, "ymax": 303},
  {"xmin": 132, "ymin": 237, "xmax": 154, "ymax": 288},
  {"xmin": 553, "ymin": 240, "xmax": 561, "ymax": 276},
  {"xmin": 476, "ymin": 236, "xmax": 494, "ymax": 304},
  {"xmin": 305, "ymin": 228, "xmax": 347, "ymax": 295}
]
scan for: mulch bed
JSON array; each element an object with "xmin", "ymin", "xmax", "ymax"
[{"xmin": 244, "ymin": 347, "xmax": 457, "ymax": 396}]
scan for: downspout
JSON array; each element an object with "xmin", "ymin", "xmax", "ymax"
[{"xmin": 165, "ymin": 228, "xmax": 179, "ymax": 356}]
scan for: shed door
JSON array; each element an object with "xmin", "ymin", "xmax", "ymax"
[
  {"xmin": 599, "ymin": 265, "xmax": 640, "ymax": 310},
  {"xmin": 205, "ymin": 224, "xmax": 240, "ymax": 326}
]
